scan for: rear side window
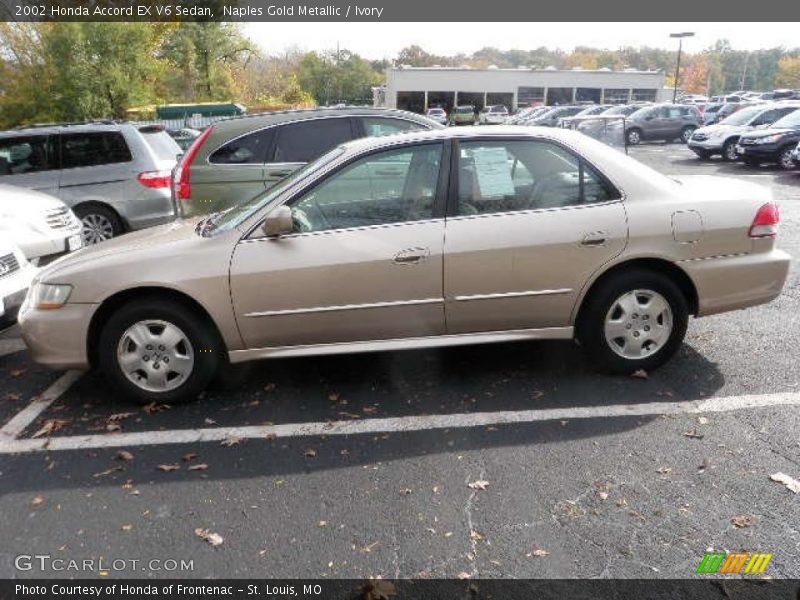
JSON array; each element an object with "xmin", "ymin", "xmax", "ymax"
[
  {"xmin": 140, "ymin": 130, "xmax": 182, "ymax": 161},
  {"xmin": 273, "ymin": 118, "xmax": 353, "ymax": 163},
  {"xmin": 0, "ymin": 135, "xmax": 53, "ymax": 175},
  {"xmin": 61, "ymin": 132, "xmax": 132, "ymax": 169},
  {"xmin": 209, "ymin": 128, "xmax": 274, "ymax": 164},
  {"xmin": 361, "ymin": 117, "xmax": 425, "ymax": 137}
]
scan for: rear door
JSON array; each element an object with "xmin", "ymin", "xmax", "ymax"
[
  {"xmin": 443, "ymin": 138, "xmax": 628, "ymax": 334},
  {"xmin": 265, "ymin": 118, "xmax": 356, "ymax": 188},
  {"xmin": 0, "ymin": 134, "xmax": 60, "ymax": 195}
]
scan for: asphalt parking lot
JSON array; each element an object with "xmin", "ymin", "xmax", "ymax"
[{"xmin": 0, "ymin": 143, "xmax": 799, "ymax": 582}]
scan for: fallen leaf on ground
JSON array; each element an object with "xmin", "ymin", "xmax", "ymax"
[
  {"xmin": 359, "ymin": 541, "xmax": 379, "ymax": 553},
  {"xmin": 656, "ymin": 466, "xmax": 672, "ymax": 474},
  {"xmin": 188, "ymin": 463, "xmax": 208, "ymax": 471},
  {"xmin": 121, "ymin": 480, "xmax": 134, "ymax": 490},
  {"xmin": 9, "ymin": 368, "xmax": 27, "ymax": 377},
  {"xmin": 531, "ymin": 390, "xmax": 544, "ymax": 400},
  {"xmin": 697, "ymin": 416, "xmax": 709, "ymax": 425},
  {"xmin": 182, "ymin": 453, "xmax": 198, "ymax": 462},
  {"xmin": 220, "ymin": 436, "xmax": 241, "ymax": 447},
  {"xmin": 318, "ymin": 520, "xmax": 327, "ymax": 527},
  {"xmin": 467, "ymin": 480, "xmax": 489, "ymax": 490},
  {"xmin": 31, "ymin": 496, "xmax": 44, "ymax": 506},
  {"xmin": 469, "ymin": 530, "xmax": 484, "ymax": 541},
  {"xmin": 362, "ymin": 406, "xmax": 377, "ymax": 414},
  {"xmin": 204, "ymin": 418, "xmax": 217, "ymax": 425},
  {"xmin": 264, "ymin": 383, "xmax": 277, "ymax": 392},
  {"xmin": 304, "ymin": 448, "xmax": 317, "ymax": 458},
  {"xmin": 328, "ymin": 392, "xmax": 340, "ymax": 402},
  {"xmin": 107, "ymin": 412, "xmax": 135, "ymax": 423},
  {"xmin": 106, "ymin": 422, "xmax": 122, "ymax": 433},
  {"xmin": 194, "ymin": 528, "xmax": 223, "ymax": 546},
  {"xmin": 116, "ymin": 450, "xmax": 134, "ymax": 461},
  {"xmin": 456, "ymin": 572, "xmax": 471, "ymax": 580},
  {"xmin": 93, "ymin": 465, "xmax": 124, "ymax": 478},
  {"xmin": 631, "ymin": 369, "xmax": 648, "ymax": 379},
  {"xmin": 597, "ymin": 491, "xmax": 609, "ymax": 500},
  {"xmin": 731, "ymin": 514, "xmax": 755, "ymax": 528},
  {"xmin": 527, "ymin": 548, "xmax": 550, "ymax": 557},
  {"xmin": 142, "ymin": 402, "xmax": 170, "ymax": 414},
  {"xmin": 399, "ymin": 488, "xmax": 412, "ymax": 496},
  {"xmin": 444, "ymin": 532, "xmax": 453, "ymax": 538},
  {"xmin": 32, "ymin": 419, "xmax": 70, "ymax": 438},
  {"xmin": 770, "ymin": 472, "xmax": 800, "ymax": 494},
  {"xmin": 4, "ymin": 392, "xmax": 21, "ymax": 401},
  {"xmin": 683, "ymin": 428, "xmax": 704, "ymax": 439},
  {"xmin": 361, "ymin": 579, "xmax": 396, "ymax": 600},
  {"xmin": 121, "ymin": 524, "xmax": 133, "ymax": 531},
  {"xmin": 156, "ymin": 463, "xmax": 180, "ymax": 472}
]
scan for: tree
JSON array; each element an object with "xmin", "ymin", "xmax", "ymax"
[
  {"xmin": 776, "ymin": 56, "xmax": 800, "ymax": 88},
  {"xmin": 298, "ymin": 48, "xmax": 381, "ymax": 105}
]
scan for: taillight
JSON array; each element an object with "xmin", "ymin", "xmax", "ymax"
[
  {"xmin": 137, "ymin": 170, "xmax": 172, "ymax": 189},
  {"xmin": 749, "ymin": 202, "xmax": 780, "ymax": 238},
  {"xmin": 175, "ymin": 126, "xmax": 214, "ymax": 200}
]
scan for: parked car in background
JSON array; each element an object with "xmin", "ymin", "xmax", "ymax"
[
  {"xmin": 174, "ymin": 107, "xmax": 442, "ymax": 218},
  {"xmin": 0, "ymin": 237, "xmax": 37, "ymax": 329},
  {"xmin": 712, "ymin": 102, "xmax": 749, "ymax": 124},
  {"xmin": 478, "ymin": 105, "xmax": 509, "ymax": 125},
  {"xmin": 737, "ymin": 108, "xmax": 800, "ymax": 169},
  {"xmin": 425, "ymin": 107, "xmax": 448, "ymax": 125},
  {"xmin": 0, "ymin": 122, "xmax": 182, "ymax": 244},
  {"xmin": 574, "ymin": 103, "xmax": 649, "ymax": 142},
  {"xmin": 689, "ymin": 103, "xmax": 800, "ymax": 161},
  {"xmin": 702, "ymin": 103, "xmax": 723, "ymax": 125},
  {"xmin": 0, "ymin": 184, "xmax": 82, "ymax": 265},
  {"xmin": 20, "ymin": 126, "xmax": 790, "ymax": 403},
  {"xmin": 523, "ymin": 105, "xmax": 585, "ymax": 127},
  {"xmin": 167, "ymin": 128, "xmax": 202, "ymax": 152},
  {"xmin": 622, "ymin": 104, "xmax": 703, "ymax": 144},
  {"xmin": 451, "ymin": 105, "xmax": 477, "ymax": 126},
  {"xmin": 507, "ymin": 106, "xmax": 548, "ymax": 124}
]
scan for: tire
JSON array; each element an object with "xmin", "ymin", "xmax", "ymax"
[
  {"xmin": 721, "ymin": 139, "xmax": 739, "ymax": 162},
  {"xmin": 578, "ymin": 269, "xmax": 689, "ymax": 374},
  {"xmin": 777, "ymin": 146, "xmax": 796, "ymax": 171},
  {"xmin": 73, "ymin": 204, "xmax": 124, "ymax": 245},
  {"xmin": 680, "ymin": 126, "xmax": 696, "ymax": 144},
  {"xmin": 626, "ymin": 129, "xmax": 642, "ymax": 145},
  {"xmin": 97, "ymin": 298, "xmax": 223, "ymax": 404}
]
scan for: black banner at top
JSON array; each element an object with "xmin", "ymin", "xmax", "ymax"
[{"xmin": 2, "ymin": 0, "xmax": 800, "ymax": 21}]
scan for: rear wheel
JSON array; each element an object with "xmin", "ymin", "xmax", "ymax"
[
  {"xmin": 778, "ymin": 146, "xmax": 796, "ymax": 170},
  {"xmin": 74, "ymin": 204, "xmax": 123, "ymax": 245},
  {"xmin": 722, "ymin": 139, "xmax": 739, "ymax": 162},
  {"xmin": 626, "ymin": 129, "xmax": 642, "ymax": 145},
  {"xmin": 98, "ymin": 298, "xmax": 222, "ymax": 404},
  {"xmin": 579, "ymin": 269, "xmax": 689, "ymax": 374}
]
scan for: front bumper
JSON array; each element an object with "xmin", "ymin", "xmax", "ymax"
[
  {"xmin": 681, "ymin": 249, "xmax": 791, "ymax": 317},
  {"xmin": 688, "ymin": 139, "xmax": 724, "ymax": 153},
  {"xmin": 736, "ymin": 142, "xmax": 784, "ymax": 161},
  {"xmin": 18, "ymin": 301, "xmax": 98, "ymax": 369}
]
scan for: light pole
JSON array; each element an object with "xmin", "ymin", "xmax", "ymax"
[{"xmin": 670, "ymin": 32, "xmax": 695, "ymax": 103}]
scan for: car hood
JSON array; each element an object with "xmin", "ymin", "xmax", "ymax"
[
  {"xmin": 740, "ymin": 127, "xmax": 797, "ymax": 140},
  {"xmin": 0, "ymin": 184, "xmax": 66, "ymax": 216},
  {"xmin": 42, "ymin": 218, "xmax": 202, "ymax": 276},
  {"xmin": 694, "ymin": 123, "xmax": 749, "ymax": 136}
]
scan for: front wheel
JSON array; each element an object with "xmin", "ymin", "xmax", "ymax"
[
  {"xmin": 579, "ymin": 269, "xmax": 689, "ymax": 374},
  {"xmin": 626, "ymin": 129, "xmax": 642, "ymax": 145},
  {"xmin": 778, "ymin": 146, "xmax": 796, "ymax": 171},
  {"xmin": 680, "ymin": 126, "xmax": 696, "ymax": 144},
  {"xmin": 98, "ymin": 298, "xmax": 223, "ymax": 404},
  {"xmin": 722, "ymin": 139, "xmax": 739, "ymax": 162},
  {"xmin": 73, "ymin": 204, "xmax": 123, "ymax": 245}
]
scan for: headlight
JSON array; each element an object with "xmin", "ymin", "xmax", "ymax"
[
  {"xmin": 27, "ymin": 282, "xmax": 73, "ymax": 310},
  {"xmin": 755, "ymin": 134, "xmax": 784, "ymax": 144}
]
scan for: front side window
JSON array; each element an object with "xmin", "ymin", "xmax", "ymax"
[
  {"xmin": 456, "ymin": 140, "xmax": 617, "ymax": 216},
  {"xmin": 210, "ymin": 128, "xmax": 273, "ymax": 164},
  {"xmin": 273, "ymin": 118, "xmax": 353, "ymax": 163},
  {"xmin": 61, "ymin": 132, "xmax": 132, "ymax": 169},
  {"xmin": 361, "ymin": 117, "xmax": 424, "ymax": 137},
  {"xmin": 0, "ymin": 135, "xmax": 52, "ymax": 175},
  {"xmin": 289, "ymin": 143, "xmax": 442, "ymax": 233}
]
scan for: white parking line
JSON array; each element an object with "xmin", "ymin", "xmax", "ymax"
[
  {"xmin": 0, "ymin": 370, "xmax": 83, "ymax": 442},
  {"xmin": 0, "ymin": 389, "xmax": 798, "ymax": 455}
]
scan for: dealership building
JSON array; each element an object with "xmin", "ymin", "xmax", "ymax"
[{"xmin": 375, "ymin": 66, "xmax": 668, "ymax": 113}]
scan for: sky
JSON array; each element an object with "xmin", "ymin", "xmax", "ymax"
[{"xmin": 244, "ymin": 22, "xmax": 800, "ymax": 59}]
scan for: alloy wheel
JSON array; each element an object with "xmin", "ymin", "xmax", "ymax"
[
  {"xmin": 81, "ymin": 213, "xmax": 115, "ymax": 244},
  {"xmin": 724, "ymin": 142, "xmax": 738, "ymax": 161},
  {"xmin": 604, "ymin": 289, "xmax": 673, "ymax": 359},
  {"xmin": 779, "ymin": 149, "xmax": 794, "ymax": 170},
  {"xmin": 627, "ymin": 130, "xmax": 641, "ymax": 145},
  {"xmin": 116, "ymin": 320, "xmax": 195, "ymax": 393}
]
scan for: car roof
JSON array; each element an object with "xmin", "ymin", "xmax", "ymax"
[{"xmin": 0, "ymin": 121, "xmax": 145, "ymax": 137}]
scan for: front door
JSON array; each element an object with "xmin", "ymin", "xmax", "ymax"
[
  {"xmin": 444, "ymin": 138, "xmax": 628, "ymax": 334},
  {"xmin": 230, "ymin": 142, "xmax": 447, "ymax": 349}
]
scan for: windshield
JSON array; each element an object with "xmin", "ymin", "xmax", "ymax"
[
  {"xmin": 141, "ymin": 130, "xmax": 182, "ymax": 161},
  {"xmin": 719, "ymin": 105, "xmax": 764, "ymax": 126},
  {"xmin": 456, "ymin": 107, "xmax": 473, "ymax": 114},
  {"xmin": 772, "ymin": 110, "xmax": 800, "ymax": 129},
  {"xmin": 209, "ymin": 147, "xmax": 346, "ymax": 234}
]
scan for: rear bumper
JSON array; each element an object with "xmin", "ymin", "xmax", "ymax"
[
  {"xmin": 18, "ymin": 302, "xmax": 97, "ymax": 369},
  {"xmin": 680, "ymin": 249, "xmax": 791, "ymax": 317}
]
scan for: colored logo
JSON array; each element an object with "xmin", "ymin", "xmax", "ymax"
[{"xmin": 696, "ymin": 552, "xmax": 773, "ymax": 574}]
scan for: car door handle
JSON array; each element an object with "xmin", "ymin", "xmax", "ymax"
[
  {"xmin": 268, "ymin": 170, "xmax": 293, "ymax": 179},
  {"xmin": 580, "ymin": 232, "xmax": 608, "ymax": 247},
  {"xmin": 393, "ymin": 247, "xmax": 430, "ymax": 264}
]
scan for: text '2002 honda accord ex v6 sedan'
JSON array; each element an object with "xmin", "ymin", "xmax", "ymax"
[{"xmin": 19, "ymin": 127, "xmax": 790, "ymax": 403}]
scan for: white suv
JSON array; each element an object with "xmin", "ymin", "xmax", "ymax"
[
  {"xmin": 479, "ymin": 105, "xmax": 510, "ymax": 125},
  {"xmin": 0, "ymin": 184, "xmax": 83, "ymax": 265}
]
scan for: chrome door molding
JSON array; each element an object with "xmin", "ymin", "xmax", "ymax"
[
  {"xmin": 229, "ymin": 325, "xmax": 573, "ymax": 363},
  {"xmin": 451, "ymin": 288, "xmax": 573, "ymax": 302},
  {"xmin": 243, "ymin": 297, "xmax": 443, "ymax": 318}
]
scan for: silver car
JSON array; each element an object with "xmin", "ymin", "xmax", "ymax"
[{"xmin": 0, "ymin": 122, "xmax": 181, "ymax": 244}]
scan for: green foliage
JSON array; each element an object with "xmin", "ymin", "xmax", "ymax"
[{"xmin": 298, "ymin": 49, "xmax": 381, "ymax": 105}]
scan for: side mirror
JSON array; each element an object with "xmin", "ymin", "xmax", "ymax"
[{"xmin": 262, "ymin": 206, "xmax": 293, "ymax": 237}]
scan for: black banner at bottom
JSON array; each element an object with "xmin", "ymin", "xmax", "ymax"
[{"xmin": 3, "ymin": 579, "xmax": 800, "ymax": 600}]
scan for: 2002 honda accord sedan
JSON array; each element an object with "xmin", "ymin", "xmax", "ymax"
[{"xmin": 19, "ymin": 127, "xmax": 790, "ymax": 403}]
